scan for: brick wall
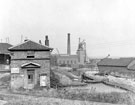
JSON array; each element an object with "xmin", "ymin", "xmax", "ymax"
[
  {"xmin": 98, "ymin": 66, "xmax": 135, "ymax": 78},
  {"xmin": 11, "ymin": 51, "xmax": 50, "ymax": 59}
]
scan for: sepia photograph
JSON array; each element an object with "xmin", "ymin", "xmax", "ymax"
[{"xmin": 0, "ymin": 0, "xmax": 135, "ymax": 105}]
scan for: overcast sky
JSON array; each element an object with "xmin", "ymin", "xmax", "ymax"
[{"xmin": 0, "ymin": 0, "xmax": 135, "ymax": 57}]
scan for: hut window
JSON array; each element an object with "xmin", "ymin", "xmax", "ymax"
[{"xmin": 27, "ymin": 51, "xmax": 35, "ymax": 58}]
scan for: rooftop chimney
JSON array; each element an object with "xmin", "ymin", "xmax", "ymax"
[
  {"xmin": 45, "ymin": 35, "xmax": 49, "ymax": 46},
  {"xmin": 39, "ymin": 40, "xmax": 42, "ymax": 44},
  {"xmin": 67, "ymin": 33, "xmax": 71, "ymax": 55}
]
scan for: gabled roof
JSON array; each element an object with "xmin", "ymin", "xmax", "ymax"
[
  {"xmin": 97, "ymin": 58, "xmax": 134, "ymax": 67},
  {"xmin": 21, "ymin": 62, "xmax": 41, "ymax": 68},
  {"xmin": 0, "ymin": 43, "xmax": 12, "ymax": 54},
  {"xmin": 8, "ymin": 40, "xmax": 53, "ymax": 51}
]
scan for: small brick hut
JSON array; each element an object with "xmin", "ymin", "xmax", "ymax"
[{"xmin": 8, "ymin": 40, "xmax": 53, "ymax": 89}]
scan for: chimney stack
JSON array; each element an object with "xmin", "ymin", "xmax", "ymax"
[
  {"xmin": 67, "ymin": 33, "xmax": 71, "ymax": 55},
  {"xmin": 39, "ymin": 40, "xmax": 42, "ymax": 44},
  {"xmin": 45, "ymin": 35, "xmax": 49, "ymax": 46}
]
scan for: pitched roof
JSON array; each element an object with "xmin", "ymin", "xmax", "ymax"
[
  {"xmin": 0, "ymin": 43, "xmax": 12, "ymax": 54},
  {"xmin": 8, "ymin": 40, "xmax": 53, "ymax": 51},
  {"xmin": 97, "ymin": 58, "xmax": 134, "ymax": 67}
]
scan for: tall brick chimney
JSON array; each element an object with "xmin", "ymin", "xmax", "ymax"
[
  {"xmin": 45, "ymin": 35, "xmax": 49, "ymax": 46},
  {"xmin": 67, "ymin": 33, "xmax": 71, "ymax": 55}
]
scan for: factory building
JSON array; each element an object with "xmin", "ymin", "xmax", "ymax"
[{"xmin": 51, "ymin": 33, "xmax": 87, "ymax": 67}]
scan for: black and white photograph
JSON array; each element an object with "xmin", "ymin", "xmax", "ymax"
[{"xmin": 0, "ymin": 0, "xmax": 135, "ymax": 105}]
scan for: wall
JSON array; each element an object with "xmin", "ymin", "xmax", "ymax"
[
  {"xmin": 77, "ymin": 50, "xmax": 85, "ymax": 65},
  {"xmin": 0, "ymin": 64, "xmax": 10, "ymax": 72},
  {"xmin": 11, "ymin": 51, "xmax": 50, "ymax": 59},
  {"xmin": 98, "ymin": 66, "xmax": 135, "ymax": 78},
  {"xmin": 98, "ymin": 66, "xmax": 127, "ymax": 73},
  {"xmin": 57, "ymin": 57, "xmax": 78, "ymax": 65}
]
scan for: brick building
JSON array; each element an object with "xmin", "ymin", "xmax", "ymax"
[
  {"xmin": 8, "ymin": 40, "xmax": 53, "ymax": 89},
  {"xmin": 0, "ymin": 43, "xmax": 12, "ymax": 72},
  {"xmin": 97, "ymin": 58, "xmax": 135, "ymax": 78}
]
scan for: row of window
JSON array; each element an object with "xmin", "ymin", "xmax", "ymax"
[{"xmin": 58, "ymin": 60, "xmax": 77, "ymax": 64}]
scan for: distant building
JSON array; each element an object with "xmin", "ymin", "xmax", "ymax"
[
  {"xmin": 9, "ymin": 39, "xmax": 53, "ymax": 89},
  {"xmin": 97, "ymin": 58, "xmax": 135, "ymax": 78},
  {"xmin": 56, "ymin": 54, "xmax": 78, "ymax": 66},
  {"xmin": 51, "ymin": 33, "xmax": 87, "ymax": 68},
  {"xmin": 0, "ymin": 43, "xmax": 12, "ymax": 72}
]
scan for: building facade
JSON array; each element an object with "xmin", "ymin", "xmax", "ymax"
[{"xmin": 8, "ymin": 40, "xmax": 53, "ymax": 89}]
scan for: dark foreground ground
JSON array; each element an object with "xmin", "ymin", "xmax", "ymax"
[{"xmin": 0, "ymin": 89, "xmax": 128, "ymax": 105}]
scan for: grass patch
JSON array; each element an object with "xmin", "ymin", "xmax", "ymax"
[
  {"xmin": 9, "ymin": 87, "xmax": 134, "ymax": 104},
  {"xmin": 57, "ymin": 89, "xmax": 132, "ymax": 104}
]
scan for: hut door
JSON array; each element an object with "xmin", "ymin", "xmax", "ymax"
[{"xmin": 27, "ymin": 69, "xmax": 35, "ymax": 84}]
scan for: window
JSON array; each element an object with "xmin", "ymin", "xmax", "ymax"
[
  {"xmin": 67, "ymin": 60, "xmax": 69, "ymax": 64},
  {"xmin": 71, "ymin": 60, "xmax": 72, "ymax": 64},
  {"xmin": 27, "ymin": 56, "xmax": 35, "ymax": 58},
  {"xmin": 27, "ymin": 51, "xmax": 35, "ymax": 58},
  {"xmin": 28, "ymin": 74, "xmax": 34, "ymax": 83},
  {"xmin": 74, "ymin": 60, "xmax": 76, "ymax": 64}
]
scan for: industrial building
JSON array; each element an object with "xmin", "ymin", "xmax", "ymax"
[{"xmin": 51, "ymin": 33, "xmax": 88, "ymax": 67}]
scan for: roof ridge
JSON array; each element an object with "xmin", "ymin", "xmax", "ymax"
[
  {"xmin": 8, "ymin": 39, "xmax": 30, "ymax": 50},
  {"xmin": 8, "ymin": 39, "xmax": 53, "ymax": 51}
]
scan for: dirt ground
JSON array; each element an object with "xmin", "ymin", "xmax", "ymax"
[{"xmin": 65, "ymin": 83, "xmax": 127, "ymax": 93}]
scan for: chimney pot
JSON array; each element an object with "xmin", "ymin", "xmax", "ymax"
[
  {"xmin": 39, "ymin": 40, "xmax": 42, "ymax": 44},
  {"xmin": 45, "ymin": 35, "xmax": 49, "ymax": 46}
]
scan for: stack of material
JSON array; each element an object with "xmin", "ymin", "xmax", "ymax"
[{"xmin": 104, "ymin": 75, "xmax": 135, "ymax": 93}]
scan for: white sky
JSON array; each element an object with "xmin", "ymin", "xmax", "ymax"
[{"xmin": 0, "ymin": 0, "xmax": 135, "ymax": 57}]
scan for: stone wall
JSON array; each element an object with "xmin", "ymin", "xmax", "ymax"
[{"xmin": 11, "ymin": 51, "xmax": 50, "ymax": 59}]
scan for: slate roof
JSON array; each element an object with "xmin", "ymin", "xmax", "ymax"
[
  {"xmin": 8, "ymin": 40, "xmax": 53, "ymax": 51},
  {"xmin": 0, "ymin": 43, "xmax": 12, "ymax": 54},
  {"xmin": 97, "ymin": 58, "xmax": 134, "ymax": 67}
]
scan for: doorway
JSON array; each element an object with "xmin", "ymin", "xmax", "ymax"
[{"xmin": 27, "ymin": 69, "xmax": 35, "ymax": 89}]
